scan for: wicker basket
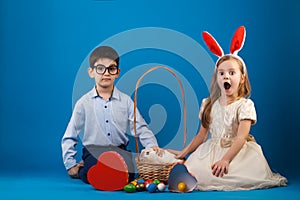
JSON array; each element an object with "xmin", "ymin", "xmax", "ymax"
[{"xmin": 133, "ymin": 66, "xmax": 187, "ymax": 183}]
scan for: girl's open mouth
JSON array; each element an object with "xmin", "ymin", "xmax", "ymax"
[{"xmin": 224, "ymin": 82, "xmax": 231, "ymax": 90}]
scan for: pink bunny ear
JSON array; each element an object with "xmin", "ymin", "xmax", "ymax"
[
  {"xmin": 202, "ymin": 31, "xmax": 224, "ymax": 57},
  {"xmin": 230, "ymin": 26, "xmax": 246, "ymax": 55}
]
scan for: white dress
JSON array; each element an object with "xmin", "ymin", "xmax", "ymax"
[{"xmin": 185, "ymin": 98, "xmax": 287, "ymax": 191}]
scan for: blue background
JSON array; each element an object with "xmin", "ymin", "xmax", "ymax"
[{"xmin": 0, "ymin": 0, "xmax": 299, "ymax": 193}]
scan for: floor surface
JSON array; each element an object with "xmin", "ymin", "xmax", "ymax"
[{"xmin": 0, "ymin": 173, "xmax": 299, "ymax": 200}]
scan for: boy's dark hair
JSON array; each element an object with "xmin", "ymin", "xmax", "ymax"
[{"xmin": 89, "ymin": 46, "xmax": 119, "ymax": 67}]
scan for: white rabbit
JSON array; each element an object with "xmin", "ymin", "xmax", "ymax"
[{"xmin": 139, "ymin": 148, "xmax": 184, "ymax": 164}]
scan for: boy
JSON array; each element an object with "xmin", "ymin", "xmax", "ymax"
[{"xmin": 61, "ymin": 46, "xmax": 159, "ymax": 184}]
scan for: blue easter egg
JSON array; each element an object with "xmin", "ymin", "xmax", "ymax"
[
  {"xmin": 147, "ymin": 183, "xmax": 157, "ymax": 193},
  {"xmin": 137, "ymin": 179, "xmax": 145, "ymax": 184}
]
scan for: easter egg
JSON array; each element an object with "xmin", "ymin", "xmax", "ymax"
[
  {"xmin": 157, "ymin": 183, "xmax": 166, "ymax": 192},
  {"xmin": 147, "ymin": 183, "xmax": 157, "ymax": 193},
  {"xmin": 124, "ymin": 183, "xmax": 136, "ymax": 193},
  {"xmin": 144, "ymin": 179, "xmax": 153, "ymax": 188},
  {"xmin": 177, "ymin": 182, "xmax": 187, "ymax": 192},
  {"xmin": 130, "ymin": 180, "xmax": 138, "ymax": 186},
  {"xmin": 137, "ymin": 179, "xmax": 145, "ymax": 184},
  {"xmin": 153, "ymin": 179, "xmax": 160, "ymax": 185},
  {"xmin": 136, "ymin": 183, "xmax": 145, "ymax": 191}
]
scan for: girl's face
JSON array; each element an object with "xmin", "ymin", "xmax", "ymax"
[
  {"xmin": 217, "ymin": 59, "xmax": 244, "ymax": 99},
  {"xmin": 88, "ymin": 57, "xmax": 120, "ymax": 89}
]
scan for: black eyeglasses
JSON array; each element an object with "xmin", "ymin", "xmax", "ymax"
[{"xmin": 91, "ymin": 64, "xmax": 119, "ymax": 75}]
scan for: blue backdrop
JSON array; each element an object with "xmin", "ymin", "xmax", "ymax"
[{"xmin": 0, "ymin": 0, "xmax": 299, "ymax": 182}]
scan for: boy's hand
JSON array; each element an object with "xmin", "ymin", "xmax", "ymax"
[
  {"xmin": 67, "ymin": 162, "xmax": 84, "ymax": 178},
  {"xmin": 151, "ymin": 146, "xmax": 164, "ymax": 157}
]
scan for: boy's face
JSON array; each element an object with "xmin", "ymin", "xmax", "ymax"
[{"xmin": 88, "ymin": 57, "xmax": 120, "ymax": 89}]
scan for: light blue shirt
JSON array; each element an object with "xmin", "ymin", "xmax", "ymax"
[{"xmin": 61, "ymin": 87, "xmax": 158, "ymax": 170}]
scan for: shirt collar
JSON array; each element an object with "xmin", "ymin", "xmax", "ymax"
[
  {"xmin": 91, "ymin": 86, "xmax": 121, "ymax": 101},
  {"xmin": 111, "ymin": 87, "xmax": 121, "ymax": 100},
  {"xmin": 91, "ymin": 87, "xmax": 99, "ymax": 98}
]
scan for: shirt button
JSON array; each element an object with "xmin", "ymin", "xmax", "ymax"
[
  {"xmin": 106, "ymin": 120, "xmax": 109, "ymax": 123},
  {"xmin": 107, "ymin": 133, "xmax": 111, "ymax": 136},
  {"xmin": 104, "ymin": 106, "xmax": 107, "ymax": 108}
]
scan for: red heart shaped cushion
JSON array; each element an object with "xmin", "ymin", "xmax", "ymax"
[{"xmin": 87, "ymin": 151, "xmax": 129, "ymax": 191}]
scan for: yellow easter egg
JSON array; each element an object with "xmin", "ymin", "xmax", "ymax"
[{"xmin": 177, "ymin": 182, "xmax": 187, "ymax": 192}]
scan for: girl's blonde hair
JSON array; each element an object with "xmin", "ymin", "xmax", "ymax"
[{"xmin": 201, "ymin": 55, "xmax": 251, "ymax": 128}]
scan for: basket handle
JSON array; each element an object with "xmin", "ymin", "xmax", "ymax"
[{"xmin": 133, "ymin": 66, "xmax": 187, "ymax": 155}]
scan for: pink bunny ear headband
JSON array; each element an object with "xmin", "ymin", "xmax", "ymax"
[{"xmin": 202, "ymin": 26, "xmax": 247, "ymax": 74}]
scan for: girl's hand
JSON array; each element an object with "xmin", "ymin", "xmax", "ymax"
[
  {"xmin": 211, "ymin": 159, "xmax": 229, "ymax": 177},
  {"xmin": 167, "ymin": 149, "xmax": 185, "ymax": 159}
]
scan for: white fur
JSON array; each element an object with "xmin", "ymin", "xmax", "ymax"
[{"xmin": 139, "ymin": 148, "xmax": 183, "ymax": 164}]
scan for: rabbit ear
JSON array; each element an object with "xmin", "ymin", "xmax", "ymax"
[
  {"xmin": 230, "ymin": 26, "xmax": 246, "ymax": 55},
  {"xmin": 202, "ymin": 31, "xmax": 224, "ymax": 57}
]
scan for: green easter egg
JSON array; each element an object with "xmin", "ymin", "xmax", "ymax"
[
  {"xmin": 153, "ymin": 179, "xmax": 160, "ymax": 185},
  {"xmin": 124, "ymin": 183, "xmax": 136, "ymax": 193}
]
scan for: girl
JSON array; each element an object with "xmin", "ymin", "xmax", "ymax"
[{"xmin": 168, "ymin": 26, "xmax": 287, "ymax": 191}]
